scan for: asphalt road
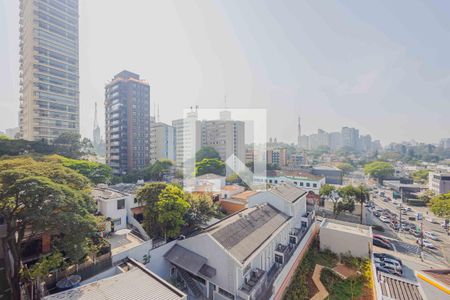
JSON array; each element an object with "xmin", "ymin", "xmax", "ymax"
[{"xmin": 368, "ymin": 188, "xmax": 450, "ymax": 266}]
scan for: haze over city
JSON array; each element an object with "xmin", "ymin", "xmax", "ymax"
[{"xmin": 1, "ymin": 0, "xmax": 450, "ymax": 145}]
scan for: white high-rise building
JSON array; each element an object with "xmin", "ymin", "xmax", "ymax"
[
  {"xmin": 150, "ymin": 121, "xmax": 176, "ymax": 163},
  {"xmin": 172, "ymin": 111, "xmax": 201, "ymax": 167},
  {"xmin": 19, "ymin": 0, "xmax": 80, "ymax": 141}
]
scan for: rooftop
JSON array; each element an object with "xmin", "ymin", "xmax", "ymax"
[
  {"xmin": 44, "ymin": 259, "xmax": 185, "ymax": 300},
  {"xmin": 92, "ymin": 187, "xmax": 130, "ymax": 201},
  {"xmin": 231, "ymin": 190, "xmax": 258, "ymax": 201},
  {"xmin": 269, "ymin": 184, "xmax": 307, "ymax": 203},
  {"xmin": 164, "ymin": 244, "xmax": 216, "ymax": 278},
  {"xmin": 267, "ymin": 170, "xmax": 324, "ymax": 181},
  {"xmin": 223, "ymin": 185, "xmax": 244, "ymax": 191},
  {"xmin": 207, "ymin": 204, "xmax": 290, "ymax": 263},
  {"xmin": 321, "ymin": 219, "xmax": 372, "ymax": 237},
  {"xmin": 107, "ymin": 231, "xmax": 144, "ymax": 256},
  {"xmin": 313, "ymin": 166, "xmax": 341, "ymax": 171}
]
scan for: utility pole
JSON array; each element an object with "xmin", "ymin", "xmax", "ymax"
[
  {"xmin": 399, "ymin": 189, "xmax": 403, "ymax": 232},
  {"xmin": 420, "ymin": 221, "xmax": 424, "ymax": 261}
]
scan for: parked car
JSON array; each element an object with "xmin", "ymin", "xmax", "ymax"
[
  {"xmin": 373, "ymin": 211, "xmax": 381, "ymax": 217},
  {"xmin": 375, "ymin": 262, "xmax": 402, "ymax": 276},
  {"xmin": 424, "ymin": 231, "xmax": 439, "ymax": 241},
  {"xmin": 416, "ymin": 213, "xmax": 423, "ymax": 221},
  {"xmin": 416, "ymin": 238, "xmax": 436, "ymax": 249},
  {"xmin": 373, "ymin": 234, "xmax": 391, "ymax": 244},
  {"xmin": 380, "ymin": 216, "xmax": 390, "ymax": 223},
  {"xmin": 373, "ymin": 238, "xmax": 394, "ymax": 250},
  {"xmin": 374, "ymin": 253, "xmax": 403, "ymax": 266}
]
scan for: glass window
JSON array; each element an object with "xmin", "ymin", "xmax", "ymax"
[{"xmin": 117, "ymin": 199, "xmax": 125, "ymax": 210}]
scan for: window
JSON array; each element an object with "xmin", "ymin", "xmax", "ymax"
[
  {"xmin": 300, "ymin": 182, "xmax": 304, "ymax": 186},
  {"xmin": 117, "ymin": 199, "xmax": 125, "ymax": 210},
  {"xmin": 275, "ymin": 254, "xmax": 283, "ymax": 264},
  {"xmin": 112, "ymin": 218, "xmax": 121, "ymax": 227},
  {"xmin": 306, "ymin": 183, "xmax": 310, "ymax": 187},
  {"xmin": 313, "ymin": 183, "xmax": 317, "ymax": 188},
  {"xmin": 218, "ymin": 288, "xmax": 234, "ymax": 300},
  {"xmin": 134, "ymin": 198, "xmax": 138, "ymax": 204}
]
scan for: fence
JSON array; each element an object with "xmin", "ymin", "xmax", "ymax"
[{"xmin": 43, "ymin": 252, "xmax": 112, "ymax": 293}]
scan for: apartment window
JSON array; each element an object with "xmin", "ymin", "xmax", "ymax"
[
  {"xmin": 218, "ymin": 288, "xmax": 234, "ymax": 300},
  {"xmin": 117, "ymin": 199, "xmax": 125, "ymax": 210},
  {"xmin": 306, "ymin": 183, "xmax": 310, "ymax": 187},
  {"xmin": 275, "ymin": 254, "xmax": 283, "ymax": 264},
  {"xmin": 112, "ymin": 218, "xmax": 121, "ymax": 227},
  {"xmin": 313, "ymin": 183, "xmax": 317, "ymax": 188},
  {"xmin": 300, "ymin": 182, "xmax": 304, "ymax": 187}
]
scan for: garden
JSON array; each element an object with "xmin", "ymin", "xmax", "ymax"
[{"xmin": 283, "ymin": 239, "xmax": 373, "ymax": 300}]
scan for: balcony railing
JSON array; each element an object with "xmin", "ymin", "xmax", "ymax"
[{"xmin": 238, "ymin": 268, "xmax": 267, "ymax": 300}]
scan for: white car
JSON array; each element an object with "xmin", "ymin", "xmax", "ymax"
[
  {"xmin": 417, "ymin": 238, "xmax": 436, "ymax": 249},
  {"xmin": 380, "ymin": 216, "xmax": 390, "ymax": 223},
  {"xmin": 424, "ymin": 231, "xmax": 439, "ymax": 241}
]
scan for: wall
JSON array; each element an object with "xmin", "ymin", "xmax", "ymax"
[
  {"xmin": 320, "ymin": 226, "xmax": 372, "ymax": 258},
  {"xmin": 145, "ymin": 240, "xmax": 177, "ymax": 279},
  {"xmin": 272, "ymin": 222, "xmax": 318, "ymax": 300},
  {"xmin": 111, "ymin": 239, "xmax": 153, "ymax": 264}
]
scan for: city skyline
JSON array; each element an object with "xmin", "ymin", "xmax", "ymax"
[{"xmin": 2, "ymin": 0, "xmax": 450, "ymax": 144}]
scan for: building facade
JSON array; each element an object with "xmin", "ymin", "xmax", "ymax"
[
  {"xmin": 172, "ymin": 111, "xmax": 201, "ymax": 167},
  {"xmin": 267, "ymin": 148, "xmax": 288, "ymax": 167},
  {"xmin": 19, "ymin": 0, "xmax": 80, "ymax": 141},
  {"xmin": 150, "ymin": 121, "xmax": 176, "ymax": 162},
  {"xmin": 105, "ymin": 71, "xmax": 150, "ymax": 175},
  {"xmin": 254, "ymin": 170, "xmax": 325, "ymax": 194},
  {"xmin": 428, "ymin": 172, "xmax": 450, "ymax": 195}
]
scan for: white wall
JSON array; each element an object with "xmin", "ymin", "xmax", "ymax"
[
  {"xmin": 320, "ymin": 226, "xmax": 372, "ymax": 258},
  {"xmin": 248, "ymin": 192, "xmax": 292, "ymax": 216},
  {"xmin": 111, "ymin": 239, "xmax": 153, "ymax": 264},
  {"xmin": 145, "ymin": 240, "xmax": 178, "ymax": 279}
]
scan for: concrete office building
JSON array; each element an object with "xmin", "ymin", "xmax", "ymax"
[
  {"xmin": 341, "ymin": 127, "xmax": 360, "ymax": 150},
  {"xmin": 150, "ymin": 121, "xmax": 176, "ymax": 162},
  {"xmin": 200, "ymin": 111, "xmax": 245, "ymax": 166},
  {"xmin": 172, "ymin": 111, "xmax": 201, "ymax": 167},
  {"xmin": 105, "ymin": 71, "xmax": 150, "ymax": 175},
  {"xmin": 19, "ymin": 0, "xmax": 80, "ymax": 141},
  {"xmin": 312, "ymin": 166, "xmax": 343, "ymax": 185},
  {"xmin": 429, "ymin": 172, "xmax": 450, "ymax": 195},
  {"xmin": 267, "ymin": 148, "xmax": 288, "ymax": 167}
]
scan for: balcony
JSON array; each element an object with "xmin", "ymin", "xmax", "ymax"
[{"xmin": 238, "ymin": 268, "xmax": 267, "ymax": 300}]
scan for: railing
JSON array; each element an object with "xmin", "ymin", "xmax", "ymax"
[
  {"xmin": 127, "ymin": 212, "xmax": 150, "ymax": 241},
  {"xmin": 43, "ymin": 252, "xmax": 112, "ymax": 293}
]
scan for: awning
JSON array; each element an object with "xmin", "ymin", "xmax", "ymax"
[{"xmin": 164, "ymin": 244, "xmax": 216, "ymax": 278}]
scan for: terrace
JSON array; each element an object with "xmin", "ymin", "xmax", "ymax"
[{"xmin": 238, "ymin": 268, "xmax": 267, "ymax": 300}]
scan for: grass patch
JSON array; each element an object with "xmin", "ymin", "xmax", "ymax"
[{"xmin": 321, "ymin": 268, "xmax": 364, "ymax": 300}]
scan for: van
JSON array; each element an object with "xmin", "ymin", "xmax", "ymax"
[{"xmin": 416, "ymin": 213, "xmax": 423, "ymax": 221}]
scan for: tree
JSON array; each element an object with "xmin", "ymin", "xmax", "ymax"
[
  {"xmin": 45, "ymin": 155, "xmax": 112, "ymax": 184},
  {"xmin": 195, "ymin": 158, "xmax": 225, "ymax": 176},
  {"xmin": 52, "ymin": 132, "xmax": 93, "ymax": 159},
  {"xmin": 339, "ymin": 185, "xmax": 369, "ymax": 224},
  {"xmin": 156, "ymin": 185, "xmax": 190, "ymax": 238},
  {"xmin": 319, "ymin": 184, "xmax": 336, "ymax": 209},
  {"xmin": 411, "ymin": 170, "xmax": 429, "ymax": 184},
  {"xmin": 336, "ymin": 162, "xmax": 355, "ymax": 175},
  {"xmin": 363, "ymin": 161, "xmax": 394, "ymax": 182},
  {"xmin": 196, "ymin": 147, "xmax": 221, "ymax": 162},
  {"xmin": 0, "ymin": 157, "xmax": 98, "ymax": 299},
  {"xmin": 429, "ymin": 193, "xmax": 450, "ymax": 218},
  {"xmin": 185, "ymin": 193, "xmax": 217, "ymax": 227},
  {"xmin": 136, "ymin": 182, "xmax": 168, "ymax": 239},
  {"xmin": 417, "ymin": 189, "xmax": 435, "ymax": 203}
]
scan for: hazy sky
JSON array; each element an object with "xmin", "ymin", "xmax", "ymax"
[{"xmin": 1, "ymin": 0, "xmax": 450, "ymax": 145}]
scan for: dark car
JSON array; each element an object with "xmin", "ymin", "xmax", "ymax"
[
  {"xmin": 375, "ymin": 263, "xmax": 402, "ymax": 276},
  {"xmin": 374, "ymin": 253, "xmax": 403, "ymax": 266},
  {"xmin": 373, "ymin": 211, "xmax": 381, "ymax": 217},
  {"xmin": 373, "ymin": 238, "xmax": 394, "ymax": 250}
]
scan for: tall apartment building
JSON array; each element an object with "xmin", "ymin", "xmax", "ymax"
[
  {"xmin": 172, "ymin": 111, "xmax": 201, "ymax": 167},
  {"xmin": 267, "ymin": 148, "xmax": 288, "ymax": 167},
  {"xmin": 150, "ymin": 121, "xmax": 176, "ymax": 163},
  {"xmin": 341, "ymin": 127, "xmax": 360, "ymax": 149},
  {"xmin": 19, "ymin": 0, "xmax": 80, "ymax": 141},
  {"xmin": 200, "ymin": 111, "xmax": 246, "ymax": 168},
  {"xmin": 105, "ymin": 71, "xmax": 150, "ymax": 175}
]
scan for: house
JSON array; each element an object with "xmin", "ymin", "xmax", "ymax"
[
  {"xmin": 159, "ymin": 184, "xmax": 317, "ymax": 300},
  {"xmin": 253, "ymin": 170, "xmax": 325, "ymax": 194},
  {"xmin": 44, "ymin": 258, "xmax": 186, "ymax": 300},
  {"xmin": 221, "ymin": 185, "xmax": 246, "ymax": 199},
  {"xmin": 184, "ymin": 173, "xmax": 226, "ymax": 193},
  {"xmin": 319, "ymin": 219, "xmax": 372, "ymax": 258},
  {"xmin": 219, "ymin": 190, "xmax": 257, "ymax": 214},
  {"xmin": 428, "ymin": 172, "xmax": 450, "ymax": 195}
]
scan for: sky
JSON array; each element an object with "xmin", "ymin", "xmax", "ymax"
[{"xmin": 1, "ymin": 0, "xmax": 450, "ymax": 145}]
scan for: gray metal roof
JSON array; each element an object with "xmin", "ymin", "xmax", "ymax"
[
  {"xmin": 209, "ymin": 204, "xmax": 290, "ymax": 263},
  {"xmin": 164, "ymin": 244, "xmax": 216, "ymax": 278},
  {"xmin": 379, "ymin": 272, "xmax": 423, "ymax": 300},
  {"xmin": 269, "ymin": 184, "xmax": 307, "ymax": 203},
  {"xmin": 44, "ymin": 264, "xmax": 185, "ymax": 300}
]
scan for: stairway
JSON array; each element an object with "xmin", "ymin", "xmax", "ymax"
[{"xmin": 178, "ymin": 268, "xmax": 207, "ymax": 299}]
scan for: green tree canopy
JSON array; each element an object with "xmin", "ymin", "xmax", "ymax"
[
  {"xmin": 0, "ymin": 157, "xmax": 98, "ymax": 299},
  {"xmin": 429, "ymin": 193, "xmax": 450, "ymax": 218},
  {"xmin": 196, "ymin": 147, "xmax": 221, "ymax": 162},
  {"xmin": 363, "ymin": 161, "xmax": 394, "ymax": 182},
  {"xmin": 52, "ymin": 132, "xmax": 93, "ymax": 159},
  {"xmin": 195, "ymin": 158, "xmax": 225, "ymax": 176},
  {"xmin": 319, "ymin": 184, "xmax": 336, "ymax": 198},
  {"xmin": 136, "ymin": 182, "xmax": 169, "ymax": 238},
  {"xmin": 155, "ymin": 185, "xmax": 190, "ymax": 238},
  {"xmin": 411, "ymin": 169, "xmax": 429, "ymax": 184},
  {"xmin": 185, "ymin": 193, "xmax": 217, "ymax": 227},
  {"xmin": 45, "ymin": 154, "xmax": 112, "ymax": 184},
  {"xmin": 336, "ymin": 162, "xmax": 355, "ymax": 175}
]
